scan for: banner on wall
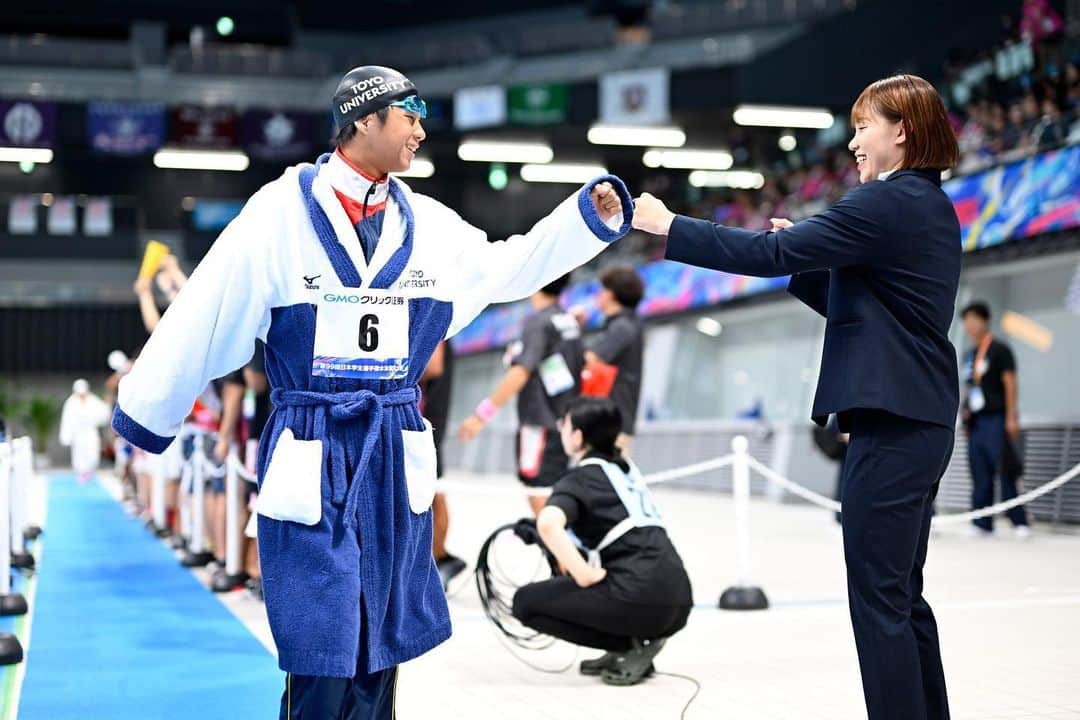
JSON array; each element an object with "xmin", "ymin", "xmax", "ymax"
[
  {"xmin": 944, "ymin": 143, "xmax": 1080, "ymax": 251},
  {"xmin": 241, "ymin": 110, "xmax": 314, "ymax": 160},
  {"xmin": 453, "ymin": 85, "xmax": 506, "ymax": 130},
  {"xmin": 170, "ymin": 105, "xmax": 239, "ymax": 148},
  {"xmin": 84, "ymin": 197, "xmax": 113, "ymax": 237},
  {"xmin": 599, "ymin": 68, "xmax": 669, "ymax": 126},
  {"xmin": 191, "ymin": 199, "xmax": 245, "ymax": 232},
  {"xmin": 0, "ymin": 100, "xmax": 56, "ymax": 148},
  {"xmin": 508, "ymin": 84, "xmax": 569, "ymax": 125},
  {"xmin": 7, "ymin": 195, "xmax": 38, "ymax": 235},
  {"xmin": 453, "ymin": 261, "xmax": 789, "ymax": 354},
  {"xmin": 47, "ymin": 196, "xmax": 77, "ymax": 236},
  {"xmin": 87, "ymin": 102, "xmax": 165, "ymax": 155}
]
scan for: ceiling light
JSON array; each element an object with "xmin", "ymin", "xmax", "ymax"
[
  {"xmin": 733, "ymin": 104, "xmax": 834, "ymax": 129},
  {"xmin": 778, "ymin": 133, "xmax": 797, "ymax": 151},
  {"xmin": 520, "ymin": 163, "xmax": 607, "ymax": 184},
  {"xmin": 0, "ymin": 147, "xmax": 53, "ymax": 164},
  {"xmin": 394, "ymin": 158, "xmax": 435, "ymax": 178},
  {"xmin": 153, "ymin": 149, "xmax": 250, "ymax": 171},
  {"xmin": 642, "ymin": 148, "xmax": 733, "ymax": 170},
  {"xmin": 587, "ymin": 124, "xmax": 686, "ymax": 147},
  {"xmin": 457, "ymin": 140, "xmax": 553, "ymax": 164},
  {"xmin": 689, "ymin": 170, "xmax": 766, "ymax": 189}
]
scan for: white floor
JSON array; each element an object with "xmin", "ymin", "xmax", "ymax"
[{"xmin": 200, "ymin": 470, "xmax": 1080, "ymax": 719}]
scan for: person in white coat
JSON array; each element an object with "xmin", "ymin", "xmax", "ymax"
[{"xmin": 60, "ymin": 379, "xmax": 109, "ymax": 483}]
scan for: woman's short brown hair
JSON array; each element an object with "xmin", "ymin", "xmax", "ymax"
[{"xmin": 850, "ymin": 74, "xmax": 959, "ymax": 171}]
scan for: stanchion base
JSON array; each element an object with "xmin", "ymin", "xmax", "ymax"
[
  {"xmin": 10, "ymin": 552, "xmax": 35, "ymax": 570},
  {"xmin": 719, "ymin": 585, "xmax": 769, "ymax": 611},
  {"xmin": 23, "ymin": 526, "xmax": 43, "ymax": 541},
  {"xmin": 169, "ymin": 535, "xmax": 188, "ymax": 550},
  {"xmin": 0, "ymin": 633, "xmax": 23, "ymax": 664},
  {"xmin": 210, "ymin": 570, "xmax": 250, "ymax": 593},
  {"xmin": 0, "ymin": 593, "xmax": 28, "ymax": 616},
  {"xmin": 180, "ymin": 550, "xmax": 215, "ymax": 568}
]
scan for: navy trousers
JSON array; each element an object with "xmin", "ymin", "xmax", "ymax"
[
  {"xmin": 280, "ymin": 662, "xmax": 397, "ymax": 719},
  {"xmin": 841, "ymin": 410, "xmax": 953, "ymax": 720},
  {"xmin": 967, "ymin": 412, "xmax": 1028, "ymax": 531}
]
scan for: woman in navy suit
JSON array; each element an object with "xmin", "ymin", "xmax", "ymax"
[{"xmin": 632, "ymin": 75, "xmax": 961, "ymax": 720}]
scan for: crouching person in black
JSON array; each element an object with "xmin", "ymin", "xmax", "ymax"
[{"xmin": 512, "ymin": 397, "xmax": 693, "ymax": 686}]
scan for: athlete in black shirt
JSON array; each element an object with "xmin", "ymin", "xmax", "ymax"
[
  {"xmin": 460, "ymin": 275, "xmax": 583, "ymax": 516},
  {"xmin": 511, "ymin": 397, "xmax": 692, "ymax": 686}
]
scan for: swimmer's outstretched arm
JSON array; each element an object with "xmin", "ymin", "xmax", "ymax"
[{"xmin": 411, "ymin": 176, "xmax": 634, "ymax": 339}]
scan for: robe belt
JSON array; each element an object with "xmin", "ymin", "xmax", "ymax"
[{"xmin": 270, "ymin": 386, "xmax": 420, "ymax": 527}]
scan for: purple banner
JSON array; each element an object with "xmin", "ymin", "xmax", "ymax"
[
  {"xmin": 0, "ymin": 100, "xmax": 56, "ymax": 147},
  {"xmin": 241, "ymin": 110, "xmax": 315, "ymax": 161},
  {"xmin": 87, "ymin": 102, "xmax": 165, "ymax": 155}
]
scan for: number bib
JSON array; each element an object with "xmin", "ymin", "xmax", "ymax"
[{"xmin": 312, "ymin": 290, "xmax": 410, "ymax": 380}]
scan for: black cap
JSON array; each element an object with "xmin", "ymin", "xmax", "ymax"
[{"xmin": 332, "ymin": 65, "xmax": 417, "ymax": 134}]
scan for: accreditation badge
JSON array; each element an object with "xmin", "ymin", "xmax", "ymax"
[{"xmin": 968, "ymin": 386, "xmax": 986, "ymax": 413}]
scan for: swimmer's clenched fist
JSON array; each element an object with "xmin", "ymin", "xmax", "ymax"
[{"xmin": 591, "ymin": 181, "xmax": 623, "ymax": 223}]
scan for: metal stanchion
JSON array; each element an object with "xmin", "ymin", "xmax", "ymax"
[
  {"xmin": 9, "ymin": 438, "xmax": 34, "ymax": 570},
  {"xmin": 0, "ymin": 443, "xmax": 26, "ymax": 664},
  {"xmin": 181, "ymin": 437, "xmax": 214, "ymax": 567},
  {"xmin": 150, "ymin": 450, "xmax": 170, "ymax": 538},
  {"xmin": 211, "ymin": 454, "xmax": 248, "ymax": 592},
  {"xmin": 171, "ymin": 461, "xmax": 191, "ymax": 551},
  {"xmin": 21, "ymin": 436, "xmax": 42, "ymax": 542},
  {"xmin": 719, "ymin": 435, "xmax": 769, "ymax": 610}
]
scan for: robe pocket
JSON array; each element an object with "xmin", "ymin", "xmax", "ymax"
[
  {"xmin": 256, "ymin": 428, "xmax": 323, "ymax": 526},
  {"xmin": 401, "ymin": 419, "xmax": 438, "ymax": 514}
]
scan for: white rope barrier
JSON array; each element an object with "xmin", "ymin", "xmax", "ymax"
[
  {"xmin": 439, "ymin": 441, "xmax": 1078, "ymax": 527},
  {"xmin": 642, "ymin": 455, "xmax": 735, "ymax": 485},
  {"xmin": 930, "ymin": 461, "xmax": 1080, "ymax": 525},
  {"xmin": 746, "ymin": 457, "xmax": 842, "ymax": 513}
]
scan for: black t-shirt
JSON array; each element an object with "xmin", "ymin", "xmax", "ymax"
[
  {"xmin": 546, "ymin": 453, "xmax": 692, "ymax": 607},
  {"xmin": 588, "ymin": 310, "xmax": 644, "ymax": 435},
  {"xmin": 421, "ymin": 340, "xmax": 453, "ymax": 447},
  {"xmin": 510, "ymin": 304, "xmax": 584, "ymax": 429},
  {"xmin": 963, "ymin": 338, "xmax": 1015, "ymax": 415},
  {"xmin": 248, "ymin": 340, "xmax": 271, "ymax": 440}
]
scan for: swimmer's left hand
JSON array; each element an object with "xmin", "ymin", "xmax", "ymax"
[{"xmin": 591, "ymin": 182, "xmax": 623, "ymax": 223}]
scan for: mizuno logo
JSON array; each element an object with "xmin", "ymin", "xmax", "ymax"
[{"xmin": 304, "ymin": 274, "xmax": 321, "ymax": 285}]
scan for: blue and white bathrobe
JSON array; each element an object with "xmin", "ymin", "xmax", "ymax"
[{"xmin": 113, "ymin": 152, "xmax": 633, "ymax": 678}]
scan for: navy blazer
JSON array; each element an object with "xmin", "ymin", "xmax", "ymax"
[{"xmin": 665, "ymin": 168, "xmax": 961, "ymax": 429}]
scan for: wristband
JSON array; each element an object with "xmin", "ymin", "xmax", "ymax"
[{"xmin": 475, "ymin": 398, "xmax": 498, "ymax": 423}]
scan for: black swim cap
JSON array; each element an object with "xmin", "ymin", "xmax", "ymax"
[{"xmin": 331, "ymin": 65, "xmax": 417, "ymax": 134}]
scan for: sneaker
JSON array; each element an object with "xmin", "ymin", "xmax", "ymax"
[
  {"xmin": 581, "ymin": 651, "xmax": 654, "ymax": 678},
  {"xmin": 436, "ymin": 554, "xmax": 467, "ymax": 590},
  {"xmin": 245, "ymin": 577, "xmax": 264, "ymax": 602},
  {"xmin": 1013, "ymin": 525, "xmax": 1032, "ymax": 540},
  {"xmin": 965, "ymin": 526, "xmax": 994, "ymax": 539},
  {"xmin": 601, "ymin": 638, "xmax": 666, "ymax": 686}
]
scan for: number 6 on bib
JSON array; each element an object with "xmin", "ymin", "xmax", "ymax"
[{"xmin": 312, "ymin": 290, "xmax": 411, "ymax": 380}]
